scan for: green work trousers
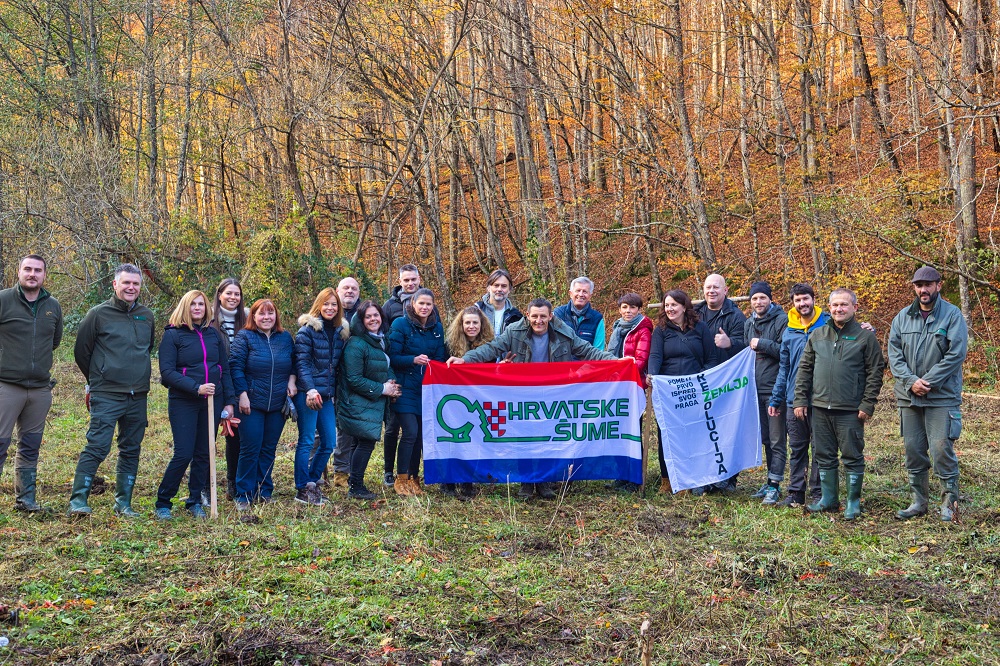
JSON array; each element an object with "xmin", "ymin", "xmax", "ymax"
[
  {"xmin": 74, "ymin": 392, "xmax": 148, "ymax": 478},
  {"xmin": 900, "ymin": 405, "xmax": 960, "ymax": 481},
  {"xmin": 812, "ymin": 407, "xmax": 866, "ymax": 474}
]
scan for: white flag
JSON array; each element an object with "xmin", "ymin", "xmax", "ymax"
[{"xmin": 651, "ymin": 347, "xmax": 761, "ymax": 492}]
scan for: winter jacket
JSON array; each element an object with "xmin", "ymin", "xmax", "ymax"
[
  {"xmin": 769, "ymin": 306, "xmax": 830, "ymax": 408},
  {"xmin": 294, "ymin": 314, "xmax": 349, "ymax": 398},
  {"xmin": 230, "ymin": 328, "xmax": 295, "ymax": 412},
  {"xmin": 553, "ymin": 302, "xmax": 606, "ymax": 350},
  {"xmin": 158, "ymin": 324, "xmax": 236, "ymax": 405},
  {"xmin": 888, "ymin": 296, "xmax": 968, "ymax": 407},
  {"xmin": 337, "ymin": 315, "xmax": 395, "ymax": 441},
  {"xmin": 74, "ymin": 295, "xmax": 156, "ymax": 395},
  {"xmin": 793, "ymin": 316, "xmax": 886, "ymax": 415},
  {"xmin": 462, "ymin": 316, "xmax": 617, "ymax": 364},
  {"xmin": 0, "ymin": 285, "xmax": 63, "ymax": 388},
  {"xmin": 382, "ymin": 285, "xmax": 440, "ymax": 329},
  {"xmin": 475, "ymin": 295, "xmax": 524, "ymax": 335},
  {"xmin": 695, "ymin": 298, "xmax": 747, "ymax": 366},
  {"xmin": 619, "ymin": 315, "xmax": 654, "ymax": 376},
  {"xmin": 743, "ymin": 303, "xmax": 788, "ymax": 399},
  {"xmin": 388, "ymin": 307, "xmax": 447, "ymax": 414},
  {"xmin": 647, "ymin": 321, "xmax": 715, "ymax": 377}
]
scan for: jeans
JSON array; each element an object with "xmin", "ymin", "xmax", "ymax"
[
  {"xmin": 75, "ymin": 392, "xmax": 147, "ymax": 478},
  {"xmin": 785, "ymin": 406, "xmax": 820, "ymax": 497},
  {"xmin": 293, "ymin": 392, "xmax": 337, "ymax": 489},
  {"xmin": 236, "ymin": 408, "xmax": 285, "ymax": 502},
  {"xmin": 384, "ymin": 410, "xmax": 400, "ymax": 474},
  {"xmin": 156, "ymin": 394, "xmax": 221, "ymax": 509},
  {"xmin": 760, "ymin": 399, "xmax": 787, "ymax": 484},
  {"xmin": 350, "ymin": 437, "xmax": 377, "ymax": 487},
  {"xmin": 396, "ymin": 412, "xmax": 423, "ymax": 477}
]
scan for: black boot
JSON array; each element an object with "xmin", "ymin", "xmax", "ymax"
[
  {"xmin": 537, "ymin": 482, "xmax": 558, "ymax": 500},
  {"xmin": 348, "ymin": 480, "xmax": 377, "ymax": 501},
  {"xmin": 440, "ymin": 483, "xmax": 458, "ymax": 497}
]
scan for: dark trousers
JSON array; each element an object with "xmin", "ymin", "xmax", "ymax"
[
  {"xmin": 384, "ymin": 410, "xmax": 400, "ymax": 474},
  {"xmin": 333, "ymin": 430, "xmax": 358, "ymax": 474},
  {"xmin": 350, "ymin": 437, "xmax": 377, "ymax": 487},
  {"xmin": 156, "ymin": 395, "xmax": 221, "ymax": 510},
  {"xmin": 225, "ymin": 430, "xmax": 241, "ymax": 488},
  {"xmin": 0, "ymin": 381, "xmax": 52, "ymax": 475},
  {"xmin": 396, "ymin": 412, "xmax": 423, "ymax": 477},
  {"xmin": 812, "ymin": 407, "xmax": 866, "ymax": 474},
  {"xmin": 75, "ymin": 392, "xmax": 147, "ymax": 478},
  {"xmin": 785, "ymin": 407, "xmax": 820, "ymax": 497},
  {"xmin": 760, "ymin": 399, "xmax": 787, "ymax": 484}
]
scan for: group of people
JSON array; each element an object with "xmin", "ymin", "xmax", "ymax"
[{"xmin": 0, "ymin": 255, "xmax": 968, "ymax": 523}]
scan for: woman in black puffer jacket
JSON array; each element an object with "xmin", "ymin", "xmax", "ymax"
[
  {"xmin": 293, "ymin": 288, "xmax": 349, "ymax": 505},
  {"xmin": 154, "ymin": 290, "xmax": 236, "ymax": 520},
  {"xmin": 230, "ymin": 299, "xmax": 297, "ymax": 521}
]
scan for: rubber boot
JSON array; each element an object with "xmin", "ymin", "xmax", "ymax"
[
  {"xmin": 14, "ymin": 467, "xmax": 43, "ymax": 512},
  {"xmin": 518, "ymin": 483, "xmax": 535, "ymax": 499},
  {"xmin": 537, "ymin": 482, "xmax": 558, "ymax": 499},
  {"xmin": 895, "ymin": 471, "xmax": 929, "ymax": 520},
  {"xmin": 113, "ymin": 473, "xmax": 141, "ymax": 518},
  {"xmin": 806, "ymin": 468, "xmax": 839, "ymax": 513},
  {"xmin": 843, "ymin": 472, "xmax": 863, "ymax": 521},
  {"xmin": 67, "ymin": 473, "xmax": 94, "ymax": 516},
  {"xmin": 940, "ymin": 478, "xmax": 960, "ymax": 522},
  {"xmin": 394, "ymin": 473, "xmax": 414, "ymax": 496},
  {"xmin": 440, "ymin": 483, "xmax": 458, "ymax": 497}
]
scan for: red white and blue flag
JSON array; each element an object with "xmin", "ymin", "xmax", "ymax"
[{"xmin": 421, "ymin": 360, "xmax": 646, "ymax": 484}]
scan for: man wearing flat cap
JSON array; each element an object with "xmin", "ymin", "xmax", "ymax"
[{"xmin": 888, "ymin": 266, "xmax": 968, "ymax": 522}]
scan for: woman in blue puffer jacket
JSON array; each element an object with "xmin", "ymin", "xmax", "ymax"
[
  {"xmin": 388, "ymin": 288, "xmax": 446, "ymax": 496},
  {"xmin": 293, "ymin": 287, "xmax": 349, "ymax": 505},
  {"xmin": 154, "ymin": 290, "xmax": 236, "ymax": 520},
  {"xmin": 229, "ymin": 298, "xmax": 297, "ymax": 522}
]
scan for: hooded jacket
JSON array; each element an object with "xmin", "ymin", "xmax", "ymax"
[
  {"xmin": 888, "ymin": 295, "xmax": 967, "ymax": 407},
  {"xmin": 74, "ymin": 295, "xmax": 156, "ymax": 395},
  {"xmin": 744, "ymin": 303, "xmax": 788, "ymax": 399},
  {"xmin": 647, "ymin": 320, "xmax": 715, "ymax": 377},
  {"xmin": 294, "ymin": 314, "xmax": 349, "ymax": 398},
  {"xmin": 475, "ymin": 295, "xmax": 524, "ymax": 335},
  {"xmin": 229, "ymin": 328, "xmax": 295, "ymax": 412},
  {"xmin": 388, "ymin": 305, "xmax": 447, "ymax": 414},
  {"xmin": 462, "ymin": 315, "xmax": 617, "ymax": 364},
  {"xmin": 158, "ymin": 323, "xmax": 236, "ymax": 405},
  {"xmin": 695, "ymin": 298, "xmax": 747, "ymax": 366},
  {"xmin": 770, "ymin": 306, "xmax": 829, "ymax": 408},
  {"xmin": 0, "ymin": 285, "xmax": 63, "ymax": 389},
  {"xmin": 337, "ymin": 314, "xmax": 395, "ymax": 441},
  {"xmin": 793, "ymin": 316, "xmax": 886, "ymax": 415}
]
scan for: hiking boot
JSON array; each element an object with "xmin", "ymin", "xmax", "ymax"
[
  {"xmin": 691, "ymin": 486, "xmax": 706, "ymax": 497},
  {"xmin": 518, "ymin": 483, "xmax": 535, "ymax": 499},
  {"xmin": 658, "ymin": 476, "xmax": 672, "ymax": 494},
  {"xmin": 408, "ymin": 475, "xmax": 424, "ymax": 496},
  {"xmin": 348, "ymin": 483, "xmax": 377, "ymax": 500},
  {"xmin": 440, "ymin": 483, "xmax": 458, "ymax": 497},
  {"xmin": 383, "ymin": 472, "xmax": 395, "ymax": 487},
  {"xmin": 113, "ymin": 473, "xmax": 141, "ymax": 518},
  {"xmin": 751, "ymin": 483, "xmax": 771, "ymax": 499},
  {"xmin": 67, "ymin": 473, "xmax": 94, "ymax": 517},
  {"xmin": 394, "ymin": 474, "xmax": 414, "ymax": 497},
  {"xmin": 14, "ymin": 468, "xmax": 43, "ymax": 513},
  {"xmin": 896, "ymin": 471, "xmax": 929, "ymax": 520},
  {"xmin": 188, "ymin": 503, "xmax": 208, "ymax": 520},
  {"xmin": 940, "ymin": 478, "xmax": 960, "ymax": 522},
  {"xmin": 236, "ymin": 501, "xmax": 259, "ymax": 524},
  {"xmin": 761, "ymin": 485, "xmax": 781, "ymax": 506},
  {"xmin": 776, "ymin": 492, "xmax": 805, "ymax": 508},
  {"xmin": 844, "ymin": 472, "xmax": 863, "ymax": 521},
  {"xmin": 332, "ymin": 472, "xmax": 349, "ymax": 488},
  {"xmin": 154, "ymin": 507, "xmax": 172, "ymax": 521},
  {"xmin": 458, "ymin": 483, "xmax": 478, "ymax": 500},
  {"xmin": 807, "ymin": 469, "xmax": 840, "ymax": 513},
  {"xmin": 537, "ymin": 482, "xmax": 558, "ymax": 500}
]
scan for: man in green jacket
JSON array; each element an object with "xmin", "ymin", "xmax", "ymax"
[
  {"xmin": 0, "ymin": 255, "xmax": 63, "ymax": 512},
  {"xmin": 793, "ymin": 288, "xmax": 885, "ymax": 520},
  {"xmin": 447, "ymin": 297, "xmax": 617, "ymax": 499},
  {"xmin": 68, "ymin": 264, "xmax": 156, "ymax": 517},
  {"xmin": 888, "ymin": 266, "xmax": 968, "ymax": 522}
]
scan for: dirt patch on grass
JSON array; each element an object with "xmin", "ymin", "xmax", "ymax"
[
  {"xmin": 831, "ymin": 570, "xmax": 999, "ymax": 621},
  {"xmin": 636, "ymin": 507, "xmax": 709, "ymax": 539}
]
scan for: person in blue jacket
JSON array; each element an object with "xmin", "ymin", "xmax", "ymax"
[
  {"xmin": 293, "ymin": 287, "xmax": 349, "ymax": 506},
  {"xmin": 388, "ymin": 288, "xmax": 446, "ymax": 496},
  {"xmin": 553, "ymin": 276, "xmax": 605, "ymax": 352},
  {"xmin": 229, "ymin": 299, "xmax": 297, "ymax": 522},
  {"xmin": 154, "ymin": 290, "xmax": 236, "ymax": 520}
]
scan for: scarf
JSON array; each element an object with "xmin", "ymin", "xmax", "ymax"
[{"xmin": 608, "ymin": 314, "xmax": 644, "ymax": 358}]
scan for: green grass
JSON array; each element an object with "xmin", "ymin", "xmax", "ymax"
[{"xmin": 0, "ymin": 347, "xmax": 998, "ymax": 664}]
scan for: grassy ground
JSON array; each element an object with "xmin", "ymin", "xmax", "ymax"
[{"xmin": 0, "ymin": 348, "xmax": 998, "ymax": 665}]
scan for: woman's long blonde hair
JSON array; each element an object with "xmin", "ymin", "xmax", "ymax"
[
  {"xmin": 446, "ymin": 306, "xmax": 495, "ymax": 357},
  {"xmin": 307, "ymin": 287, "xmax": 343, "ymax": 327},
  {"xmin": 169, "ymin": 290, "xmax": 212, "ymax": 329}
]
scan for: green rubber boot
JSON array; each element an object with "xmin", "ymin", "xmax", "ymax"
[
  {"xmin": 940, "ymin": 478, "xmax": 960, "ymax": 522},
  {"xmin": 895, "ymin": 471, "xmax": 929, "ymax": 520},
  {"xmin": 113, "ymin": 473, "xmax": 141, "ymax": 518},
  {"xmin": 807, "ymin": 468, "xmax": 839, "ymax": 513},
  {"xmin": 843, "ymin": 472, "xmax": 864, "ymax": 521},
  {"xmin": 67, "ymin": 473, "xmax": 94, "ymax": 516},
  {"xmin": 14, "ymin": 467, "xmax": 43, "ymax": 512}
]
